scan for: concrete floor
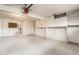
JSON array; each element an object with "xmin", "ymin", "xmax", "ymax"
[{"xmin": 0, "ymin": 35, "xmax": 79, "ymax": 55}]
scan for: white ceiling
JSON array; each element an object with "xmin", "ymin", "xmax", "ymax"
[
  {"xmin": 29, "ymin": 4, "xmax": 79, "ymax": 18},
  {"xmin": 0, "ymin": 4, "xmax": 79, "ymax": 19}
]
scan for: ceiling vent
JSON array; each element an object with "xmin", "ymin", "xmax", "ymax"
[{"xmin": 54, "ymin": 12, "xmax": 67, "ymax": 19}]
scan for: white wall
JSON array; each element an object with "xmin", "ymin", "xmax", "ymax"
[
  {"xmin": 0, "ymin": 13, "xmax": 35, "ymax": 37},
  {"xmin": 0, "ymin": 18, "xmax": 22, "ymax": 37}
]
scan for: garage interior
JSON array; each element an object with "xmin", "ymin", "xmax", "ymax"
[{"xmin": 0, "ymin": 4, "xmax": 79, "ymax": 55}]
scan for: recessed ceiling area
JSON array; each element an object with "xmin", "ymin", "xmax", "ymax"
[{"xmin": 0, "ymin": 4, "xmax": 79, "ymax": 19}]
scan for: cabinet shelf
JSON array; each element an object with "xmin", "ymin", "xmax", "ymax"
[
  {"xmin": 46, "ymin": 27, "xmax": 67, "ymax": 28},
  {"xmin": 36, "ymin": 26, "xmax": 67, "ymax": 29}
]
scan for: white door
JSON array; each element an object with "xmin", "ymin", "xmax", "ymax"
[{"xmin": 68, "ymin": 26, "xmax": 79, "ymax": 43}]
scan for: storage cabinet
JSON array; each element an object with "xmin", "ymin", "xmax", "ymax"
[{"xmin": 68, "ymin": 26, "xmax": 79, "ymax": 43}]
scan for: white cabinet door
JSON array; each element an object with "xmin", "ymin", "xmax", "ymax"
[
  {"xmin": 46, "ymin": 28, "xmax": 56, "ymax": 39},
  {"xmin": 0, "ymin": 19, "xmax": 2, "ymax": 37},
  {"xmin": 54, "ymin": 17, "xmax": 67, "ymax": 27},
  {"xmin": 2, "ymin": 19, "xmax": 9, "ymax": 37},
  {"xmin": 35, "ymin": 28, "xmax": 45, "ymax": 37},
  {"xmin": 46, "ymin": 28, "xmax": 67, "ymax": 42},
  {"xmin": 68, "ymin": 17, "xmax": 79, "ymax": 25},
  {"xmin": 68, "ymin": 27, "xmax": 79, "ymax": 43},
  {"xmin": 35, "ymin": 20, "xmax": 46, "ymax": 28},
  {"xmin": 55, "ymin": 28, "xmax": 67, "ymax": 42},
  {"xmin": 46, "ymin": 17, "xmax": 54, "ymax": 27}
]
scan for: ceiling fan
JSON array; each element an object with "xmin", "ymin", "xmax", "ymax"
[{"xmin": 22, "ymin": 4, "xmax": 33, "ymax": 15}]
